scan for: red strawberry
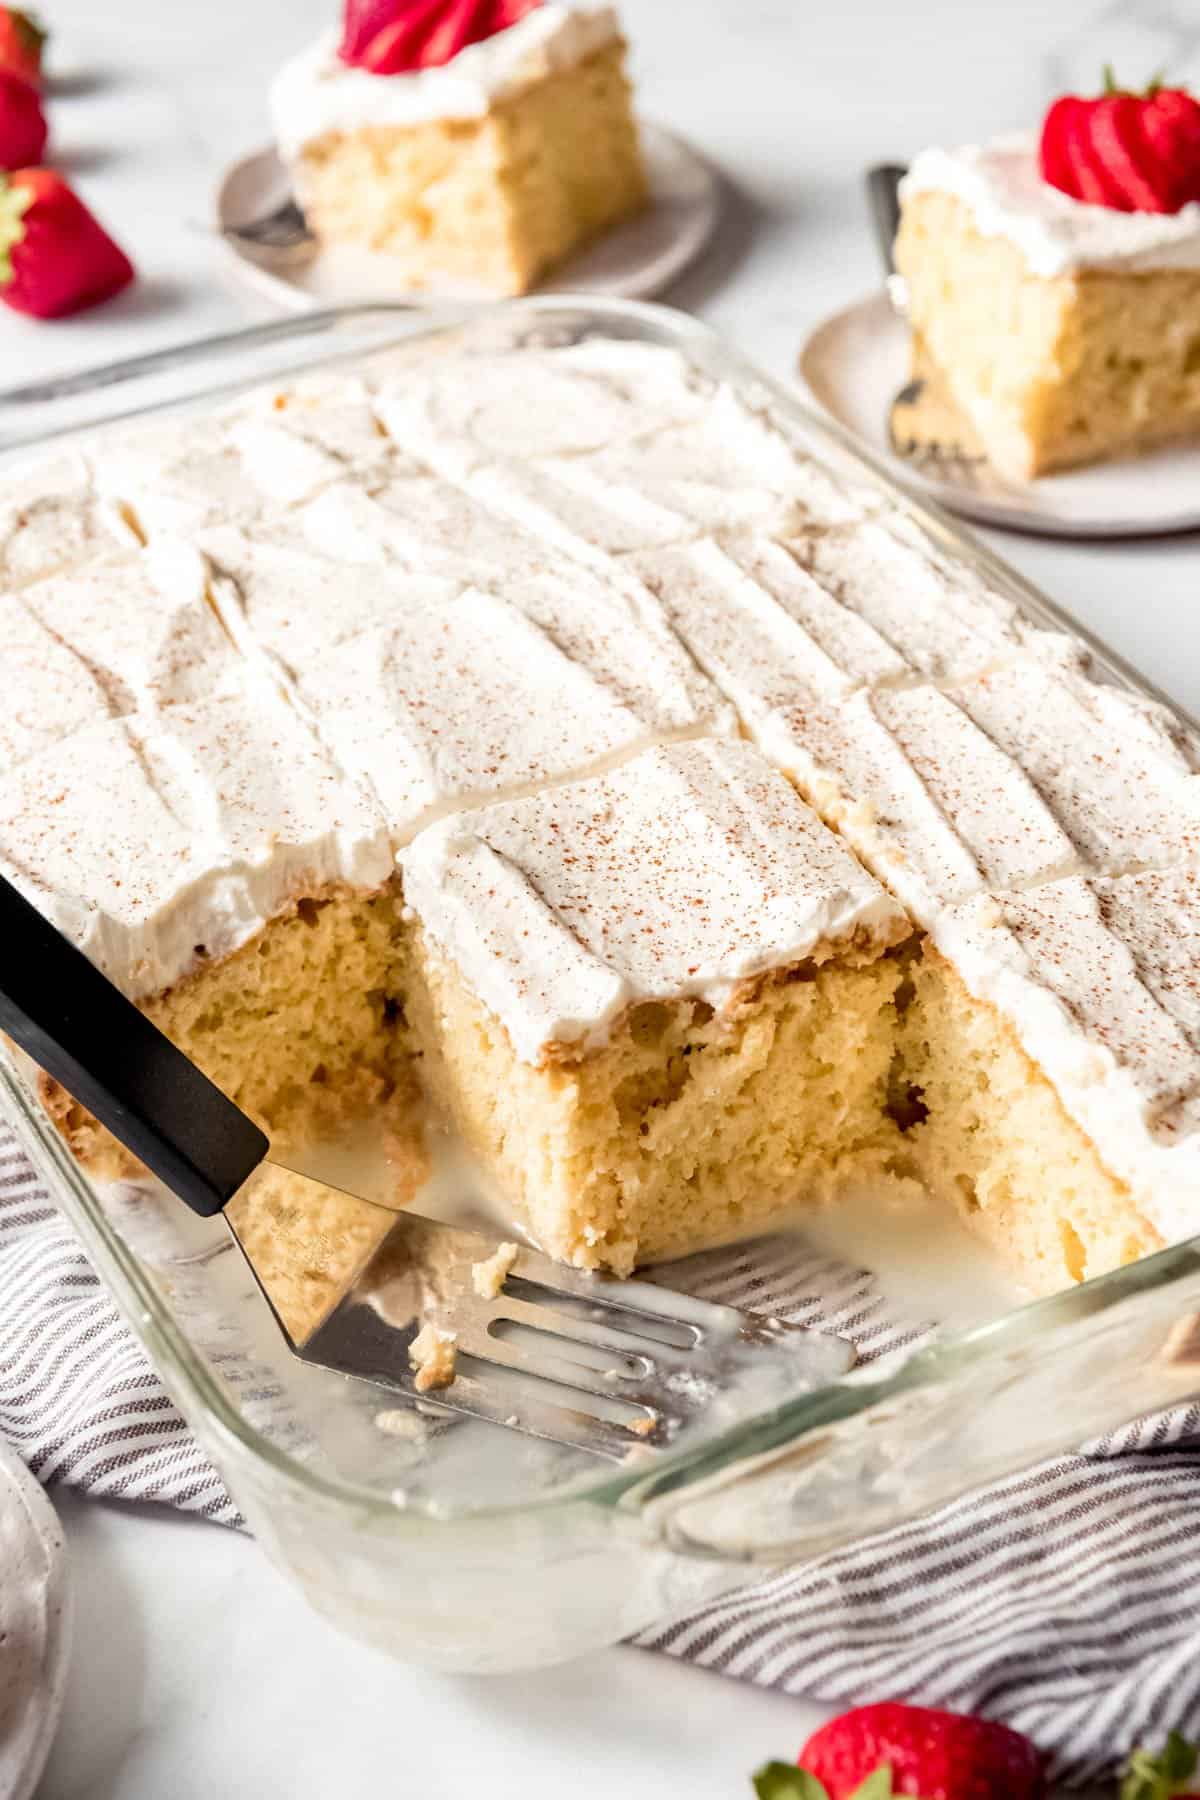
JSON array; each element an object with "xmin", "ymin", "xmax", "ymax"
[
  {"xmin": 0, "ymin": 169, "xmax": 135, "ymax": 318},
  {"xmin": 1039, "ymin": 71, "xmax": 1200, "ymax": 213},
  {"xmin": 0, "ymin": 66, "xmax": 45, "ymax": 168},
  {"xmin": 339, "ymin": 0, "xmax": 403, "ymax": 64},
  {"xmin": 339, "ymin": 0, "xmax": 542, "ymax": 74},
  {"xmin": 796, "ymin": 1702, "xmax": 1045, "ymax": 1800},
  {"xmin": 0, "ymin": 8, "xmax": 45, "ymax": 87}
]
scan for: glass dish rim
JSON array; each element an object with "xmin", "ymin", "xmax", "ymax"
[{"xmin": 4, "ymin": 292, "xmax": 1199, "ymax": 1533}]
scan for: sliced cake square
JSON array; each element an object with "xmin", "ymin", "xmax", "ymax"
[
  {"xmin": 0, "ymin": 670, "xmax": 399, "ymax": 1162},
  {"xmin": 397, "ymin": 739, "xmax": 912, "ymax": 1273}
]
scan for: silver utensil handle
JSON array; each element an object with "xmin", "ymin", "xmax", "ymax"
[{"xmin": 865, "ymin": 163, "xmax": 907, "ymax": 276}]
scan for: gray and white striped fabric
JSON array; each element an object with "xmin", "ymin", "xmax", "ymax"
[
  {"xmin": 3, "ymin": 1116, "xmax": 1199, "ymax": 1782},
  {"xmin": 0, "ymin": 1123, "xmax": 238, "ymax": 1525}
]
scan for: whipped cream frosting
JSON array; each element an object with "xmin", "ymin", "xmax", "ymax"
[
  {"xmin": 437, "ymin": 401, "xmax": 862, "ymax": 561},
  {"xmin": 631, "ymin": 534, "xmax": 960, "ymax": 703},
  {"xmin": 20, "ymin": 541, "xmax": 240, "ymax": 716},
  {"xmin": 628, "ymin": 538, "xmax": 1083, "ymax": 919},
  {"xmin": 198, "ymin": 497, "xmax": 734, "ymax": 837},
  {"xmin": 271, "ymin": 6, "xmax": 621, "ymax": 160},
  {"xmin": 756, "ymin": 685, "xmax": 1082, "ymax": 922},
  {"xmin": 94, "ymin": 385, "xmax": 405, "ymax": 538},
  {"xmin": 292, "ymin": 593, "xmax": 728, "ymax": 841},
  {"xmin": 226, "ymin": 373, "xmax": 404, "ymax": 501},
  {"xmin": 0, "ymin": 671, "xmax": 392, "ymax": 1001},
  {"xmin": 932, "ymin": 870, "xmax": 1200, "ymax": 1246},
  {"xmin": 198, "ymin": 522, "xmax": 460, "ymax": 668},
  {"xmin": 0, "ymin": 450, "xmax": 140, "ymax": 591},
  {"xmin": 0, "ymin": 593, "xmax": 115, "ymax": 776},
  {"xmin": 275, "ymin": 479, "xmax": 728, "ymax": 733},
  {"xmin": 372, "ymin": 341, "xmax": 713, "ymax": 468},
  {"xmin": 298, "ymin": 474, "xmax": 549, "ymax": 582},
  {"xmin": 945, "ymin": 650, "xmax": 1200, "ymax": 871},
  {"xmin": 399, "ymin": 740, "xmax": 908, "ymax": 1063},
  {"xmin": 902, "ymin": 133, "xmax": 1200, "ymax": 276},
  {"xmin": 795, "ymin": 516, "xmax": 1033, "ymax": 684}
]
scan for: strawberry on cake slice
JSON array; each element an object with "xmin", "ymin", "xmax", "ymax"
[
  {"xmin": 895, "ymin": 73, "xmax": 1200, "ymax": 477},
  {"xmin": 270, "ymin": 0, "xmax": 647, "ymax": 295}
]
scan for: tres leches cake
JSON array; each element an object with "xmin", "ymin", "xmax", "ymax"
[
  {"xmin": 896, "ymin": 75, "xmax": 1200, "ymax": 478},
  {"xmin": 270, "ymin": 0, "xmax": 647, "ymax": 295},
  {"xmin": 5, "ymin": 330, "xmax": 1200, "ymax": 1300}
]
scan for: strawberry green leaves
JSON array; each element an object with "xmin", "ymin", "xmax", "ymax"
[
  {"xmin": 753, "ymin": 1764, "xmax": 832, "ymax": 1800},
  {"xmin": 752, "ymin": 1763, "xmax": 918, "ymax": 1800},
  {"xmin": 1121, "ymin": 1732, "xmax": 1200, "ymax": 1800}
]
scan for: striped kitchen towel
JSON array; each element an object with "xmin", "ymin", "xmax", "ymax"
[
  {"xmin": 2, "ymin": 1114, "xmax": 1199, "ymax": 1783},
  {"xmin": 0, "ymin": 1123, "xmax": 239, "ymax": 1524}
]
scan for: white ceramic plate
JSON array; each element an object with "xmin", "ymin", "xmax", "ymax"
[
  {"xmin": 217, "ymin": 121, "xmax": 720, "ymax": 311},
  {"xmin": 799, "ymin": 289, "xmax": 1200, "ymax": 539},
  {"xmin": 0, "ymin": 1440, "xmax": 71, "ymax": 1800}
]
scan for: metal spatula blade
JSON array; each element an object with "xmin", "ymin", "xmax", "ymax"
[
  {"xmin": 261, "ymin": 1189, "xmax": 855, "ymax": 1459},
  {"xmin": 0, "ymin": 872, "xmax": 854, "ymax": 1460}
]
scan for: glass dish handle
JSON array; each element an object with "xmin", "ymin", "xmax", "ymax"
[{"xmin": 620, "ymin": 1254, "xmax": 1200, "ymax": 1565}]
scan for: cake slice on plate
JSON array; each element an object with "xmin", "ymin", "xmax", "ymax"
[
  {"xmin": 895, "ymin": 75, "xmax": 1200, "ymax": 477},
  {"xmin": 271, "ymin": 0, "xmax": 648, "ymax": 295}
]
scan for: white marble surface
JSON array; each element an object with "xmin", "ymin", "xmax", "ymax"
[{"xmin": 8, "ymin": 0, "xmax": 1197, "ymax": 1793}]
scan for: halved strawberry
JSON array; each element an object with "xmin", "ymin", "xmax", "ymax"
[
  {"xmin": 1039, "ymin": 71, "xmax": 1200, "ymax": 213},
  {"xmin": 0, "ymin": 8, "xmax": 45, "ymax": 87},
  {"xmin": 340, "ymin": 0, "xmax": 543, "ymax": 74},
  {"xmin": 0, "ymin": 168, "xmax": 135, "ymax": 317},
  {"xmin": 0, "ymin": 65, "xmax": 45, "ymax": 169}
]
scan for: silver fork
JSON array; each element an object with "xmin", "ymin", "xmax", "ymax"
[
  {"xmin": 0, "ymin": 872, "xmax": 854, "ymax": 1460},
  {"xmin": 223, "ymin": 195, "xmax": 315, "ymax": 256},
  {"xmin": 866, "ymin": 163, "xmax": 1004, "ymax": 496}
]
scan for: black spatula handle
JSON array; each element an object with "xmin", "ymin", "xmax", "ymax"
[{"xmin": 0, "ymin": 872, "xmax": 268, "ymax": 1216}]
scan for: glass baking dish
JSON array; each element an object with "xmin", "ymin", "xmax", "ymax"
[{"xmin": 4, "ymin": 297, "xmax": 1200, "ymax": 1674}]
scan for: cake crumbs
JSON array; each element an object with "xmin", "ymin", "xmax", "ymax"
[
  {"xmin": 409, "ymin": 1321, "xmax": 458, "ymax": 1392},
  {"xmin": 471, "ymin": 1240, "xmax": 519, "ymax": 1299},
  {"xmin": 375, "ymin": 1408, "xmax": 429, "ymax": 1443}
]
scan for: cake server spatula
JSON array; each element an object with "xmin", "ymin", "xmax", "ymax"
[{"xmin": 0, "ymin": 872, "xmax": 854, "ymax": 1460}]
